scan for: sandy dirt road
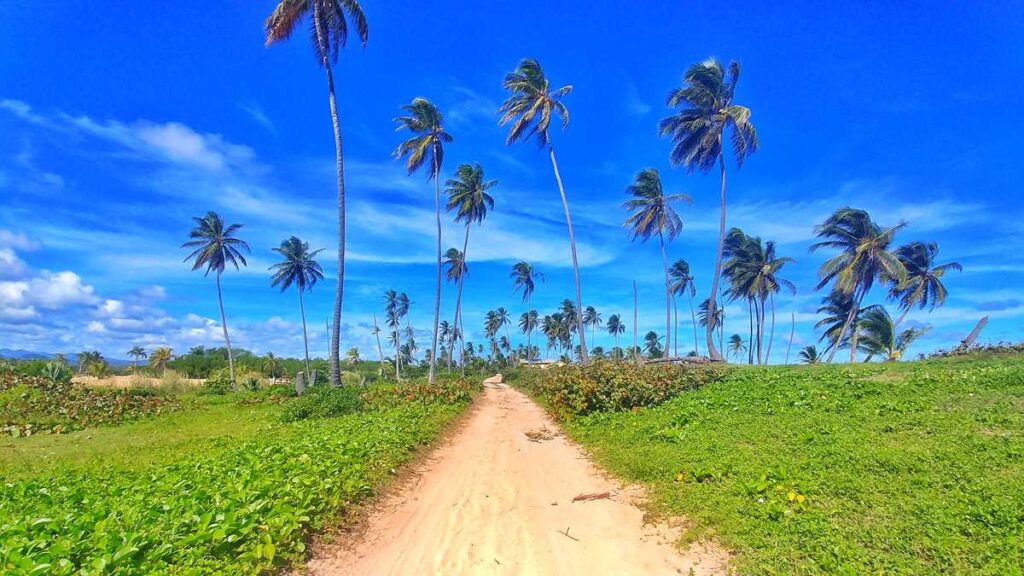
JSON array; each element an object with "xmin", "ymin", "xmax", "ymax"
[{"xmin": 306, "ymin": 381, "xmax": 726, "ymax": 575}]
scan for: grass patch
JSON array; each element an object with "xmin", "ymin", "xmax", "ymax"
[{"xmin": 527, "ymin": 357, "xmax": 1024, "ymax": 574}]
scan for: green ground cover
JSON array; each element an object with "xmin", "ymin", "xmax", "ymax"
[{"xmin": 521, "ymin": 356, "xmax": 1024, "ymax": 575}]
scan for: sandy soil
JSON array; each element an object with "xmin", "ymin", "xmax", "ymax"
[{"xmin": 306, "ymin": 380, "xmax": 727, "ymax": 575}]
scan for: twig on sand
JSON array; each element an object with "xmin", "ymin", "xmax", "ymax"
[
  {"xmin": 558, "ymin": 526, "xmax": 580, "ymax": 542},
  {"xmin": 572, "ymin": 491, "xmax": 612, "ymax": 503},
  {"xmin": 524, "ymin": 428, "xmax": 555, "ymax": 442}
]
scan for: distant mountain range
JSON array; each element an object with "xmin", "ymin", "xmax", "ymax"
[{"xmin": 0, "ymin": 349, "xmax": 133, "ymax": 367}]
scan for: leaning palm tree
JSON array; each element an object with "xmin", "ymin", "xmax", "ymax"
[
  {"xmin": 606, "ymin": 314, "xmax": 626, "ymax": 353},
  {"xmin": 149, "ymin": 346, "xmax": 173, "ymax": 375},
  {"xmin": 582, "ymin": 306, "xmax": 603, "ymax": 349},
  {"xmin": 815, "ymin": 291, "xmax": 860, "ymax": 355},
  {"xmin": 499, "ymin": 58, "xmax": 588, "ymax": 362},
  {"xmin": 798, "ymin": 345, "xmax": 820, "ymax": 365},
  {"xmin": 446, "ymin": 163, "xmax": 496, "ymax": 372},
  {"xmin": 269, "ymin": 236, "xmax": 325, "ymax": 380},
  {"xmin": 698, "ymin": 298, "xmax": 724, "ymax": 353},
  {"xmin": 511, "ymin": 261, "xmax": 544, "ymax": 358},
  {"xmin": 182, "ymin": 211, "xmax": 250, "ymax": 382},
  {"xmin": 265, "ymin": 0, "xmax": 368, "ymax": 388},
  {"xmin": 668, "ymin": 259, "xmax": 699, "ymax": 357},
  {"xmin": 659, "ymin": 58, "xmax": 758, "ymax": 361},
  {"xmin": 394, "ymin": 97, "xmax": 452, "ymax": 385},
  {"xmin": 810, "ymin": 208, "xmax": 907, "ymax": 363},
  {"xmin": 857, "ymin": 306, "xmax": 930, "ymax": 362},
  {"xmin": 371, "ymin": 314, "xmax": 386, "ymax": 371},
  {"xmin": 127, "ymin": 346, "xmax": 147, "ymax": 372},
  {"xmin": 623, "ymin": 168, "xmax": 691, "ymax": 357},
  {"xmin": 889, "ymin": 241, "xmax": 961, "ymax": 326},
  {"xmin": 727, "ymin": 334, "xmax": 746, "ymax": 361}
]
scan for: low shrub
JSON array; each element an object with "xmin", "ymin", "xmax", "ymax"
[
  {"xmin": 202, "ymin": 369, "xmax": 233, "ymax": 395},
  {"xmin": 279, "ymin": 385, "xmax": 363, "ymax": 422},
  {"xmin": 361, "ymin": 378, "xmax": 481, "ymax": 409},
  {"xmin": 518, "ymin": 360, "xmax": 724, "ymax": 419}
]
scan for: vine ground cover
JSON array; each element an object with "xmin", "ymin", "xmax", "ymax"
[{"xmin": 519, "ymin": 356, "xmax": 1024, "ymax": 575}]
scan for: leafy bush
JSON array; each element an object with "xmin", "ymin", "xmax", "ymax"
[
  {"xmin": 280, "ymin": 385, "xmax": 363, "ymax": 422},
  {"xmin": 0, "ymin": 371, "xmax": 180, "ymax": 436},
  {"xmin": 517, "ymin": 360, "xmax": 723, "ymax": 419},
  {"xmin": 202, "ymin": 369, "xmax": 233, "ymax": 395},
  {"xmin": 361, "ymin": 378, "xmax": 482, "ymax": 409},
  {"xmin": 43, "ymin": 362, "xmax": 72, "ymax": 384}
]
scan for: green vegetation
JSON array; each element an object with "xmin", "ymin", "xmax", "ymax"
[{"xmin": 519, "ymin": 355, "xmax": 1024, "ymax": 574}]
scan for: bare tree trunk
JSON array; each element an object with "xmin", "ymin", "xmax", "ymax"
[
  {"xmin": 706, "ymin": 153, "xmax": 728, "ymax": 361},
  {"xmin": 299, "ymin": 289, "xmax": 311, "ymax": 380},
  {"xmin": 659, "ymin": 233, "xmax": 672, "ymax": 357},
  {"xmin": 785, "ymin": 311, "xmax": 795, "ymax": 365},
  {"xmin": 673, "ymin": 295, "xmax": 679, "ymax": 358},
  {"xmin": 548, "ymin": 145, "xmax": 588, "ymax": 363},
  {"xmin": 372, "ymin": 314, "xmax": 385, "ymax": 369},
  {"xmin": 453, "ymin": 226, "xmax": 470, "ymax": 376},
  {"xmin": 747, "ymin": 299, "xmax": 754, "ymax": 365},
  {"xmin": 689, "ymin": 294, "xmax": 699, "ymax": 357},
  {"xmin": 765, "ymin": 293, "xmax": 777, "ymax": 364},
  {"xmin": 215, "ymin": 271, "xmax": 235, "ymax": 382},
  {"xmin": 428, "ymin": 157, "xmax": 442, "ymax": 385},
  {"xmin": 633, "ymin": 279, "xmax": 641, "ymax": 365}
]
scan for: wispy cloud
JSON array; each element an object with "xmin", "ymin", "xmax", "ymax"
[{"xmin": 238, "ymin": 102, "xmax": 277, "ymax": 136}]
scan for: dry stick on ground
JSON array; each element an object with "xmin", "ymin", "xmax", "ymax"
[
  {"xmin": 558, "ymin": 526, "xmax": 580, "ymax": 541},
  {"xmin": 572, "ymin": 491, "xmax": 612, "ymax": 502}
]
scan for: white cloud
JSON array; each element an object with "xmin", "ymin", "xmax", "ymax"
[
  {"xmin": 238, "ymin": 102, "xmax": 276, "ymax": 135},
  {"xmin": 0, "ymin": 229, "xmax": 42, "ymax": 252},
  {"xmin": 0, "ymin": 248, "xmax": 29, "ymax": 279}
]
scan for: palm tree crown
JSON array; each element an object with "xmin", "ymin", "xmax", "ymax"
[
  {"xmin": 511, "ymin": 261, "xmax": 544, "ymax": 302},
  {"xmin": 622, "ymin": 169, "xmax": 691, "ymax": 242},
  {"xmin": 394, "ymin": 98, "xmax": 451, "ymax": 179},
  {"xmin": 181, "ymin": 212, "xmax": 250, "ymax": 276},
  {"xmin": 270, "ymin": 236, "xmax": 325, "ymax": 292},
  {"xmin": 857, "ymin": 306, "xmax": 930, "ymax": 362},
  {"xmin": 446, "ymin": 163, "xmax": 496, "ymax": 225},
  {"xmin": 264, "ymin": 0, "xmax": 368, "ymax": 63},
  {"xmin": 498, "ymin": 58, "xmax": 571, "ymax": 147},
  {"xmin": 444, "ymin": 248, "xmax": 468, "ymax": 282},
  {"xmin": 889, "ymin": 241, "xmax": 961, "ymax": 323}
]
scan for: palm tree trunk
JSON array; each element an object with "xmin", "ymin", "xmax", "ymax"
[
  {"xmin": 659, "ymin": 233, "xmax": 672, "ymax": 358},
  {"xmin": 706, "ymin": 153, "xmax": 728, "ymax": 361},
  {"xmin": 428, "ymin": 158, "xmax": 442, "ymax": 385},
  {"xmin": 765, "ymin": 293, "xmax": 777, "ymax": 364},
  {"xmin": 372, "ymin": 314, "xmax": 385, "ymax": 368},
  {"xmin": 747, "ymin": 299, "xmax": 754, "ymax": 365},
  {"xmin": 453, "ymin": 226, "xmax": 470, "ymax": 376},
  {"xmin": 298, "ymin": 288, "xmax": 311, "ymax": 381},
  {"xmin": 525, "ymin": 295, "xmax": 533, "ymax": 365},
  {"xmin": 215, "ymin": 270, "xmax": 235, "ymax": 382},
  {"xmin": 754, "ymin": 298, "xmax": 763, "ymax": 365},
  {"xmin": 314, "ymin": 7, "xmax": 346, "ymax": 388},
  {"xmin": 673, "ymin": 295, "xmax": 679, "ymax": 358},
  {"xmin": 633, "ymin": 279, "xmax": 640, "ymax": 365},
  {"xmin": 825, "ymin": 291, "xmax": 863, "ymax": 364},
  {"xmin": 548, "ymin": 145, "xmax": 588, "ymax": 363},
  {"xmin": 785, "ymin": 311, "xmax": 795, "ymax": 365},
  {"xmin": 894, "ymin": 307, "xmax": 911, "ymax": 328}
]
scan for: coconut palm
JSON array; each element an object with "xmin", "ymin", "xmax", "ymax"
[
  {"xmin": 149, "ymin": 347, "xmax": 173, "ymax": 375},
  {"xmin": 668, "ymin": 259, "xmax": 698, "ymax": 357},
  {"xmin": 446, "ymin": 163, "xmax": 496, "ymax": 372},
  {"xmin": 371, "ymin": 314, "xmax": 386, "ymax": 370},
  {"xmin": 622, "ymin": 168, "xmax": 691, "ymax": 357},
  {"xmin": 262, "ymin": 352, "xmax": 279, "ymax": 378},
  {"xmin": 511, "ymin": 261, "xmax": 544, "ymax": 358},
  {"xmin": 384, "ymin": 290, "xmax": 402, "ymax": 380},
  {"xmin": 182, "ymin": 211, "xmax": 250, "ymax": 382},
  {"xmin": 345, "ymin": 347, "xmax": 360, "ymax": 365},
  {"xmin": 494, "ymin": 307, "xmax": 511, "ymax": 339},
  {"xmin": 394, "ymin": 98, "xmax": 452, "ymax": 385},
  {"xmin": 606, "ymin": 314, "xmax": 626, "ymax": 352},
  {"xmin": 269, "ymin": 236, "xmax": 325, "ymax": 380},
  {"xmin": 698, "ymin": 298, "xmax": 724, "ymax": 354},
  {"xmin": 127, "ymin": 346, "xmax": 147, "ymax": 372},
  {"xmin": 518, "ymin": 310, "xmax": 539, "ymax": 363},
  {"xmin": 857, "ymin": 306, "xmax": 930, "ymax": 362},
  {"xmin": 723, "ymin": 230, "xmax": 795, "ymax": 364},
  {"xmin": 727, "ymin": 334, "xmax": 746, "ymax": 361},
  {"xmin": 643, "ymin": 331, "xmax": 663, "ymax": 358},
  {"xmin": 815, "ymin": 291, "xmax": 861, "ymax": 354},
  {"xmin": 889, "ymin": 241, "xmax": 961, "ymax": 326},
  {"xmin": 265, "ymin": 0, "xmax": 367, "ymax": 387},
  {"xmin": 810, "ymin": 208, "xmax": 907, "ymax": 363},
  {"xmin": 582, "ymin": 306, "xmax": 603, "ymax": 349},
  {"xmin": 499, "ymin": 58, "xmax": 588, "ymax": 362},
  {"xmin": 659, "ymin": 58, "xmax": 758, "ymax": 361},
  {"xmin": 798, "ymin": 345, "xmax": 820, "ymax": 365}
]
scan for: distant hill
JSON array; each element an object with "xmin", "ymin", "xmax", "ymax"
[{"xmin": 0, "ymin": 349, "xmax": 132, "ymax": 367}]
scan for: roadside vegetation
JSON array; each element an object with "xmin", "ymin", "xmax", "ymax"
[{"xmin": 516, "ymin": 350, "xmax": 1024, "ymax": 574}]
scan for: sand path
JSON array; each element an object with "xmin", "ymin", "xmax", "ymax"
[{"xmin": 306, "ymin": 380, "xmax": 726, "ymax": 575}]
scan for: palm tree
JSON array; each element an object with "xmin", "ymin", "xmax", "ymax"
[
  {"xmin": 518, "ymin": 310, "xmax": 539, "ymax": 363},
  {"xmin": 669, "ymin": 259, "xmax": 698, "ymax": 357},
  {"xmin": 499, "ymin": 58, "xmax": 588, "ymax": 362},
  {"xmin": 149, "ymin": 347, "xmax": 173, "ymax": 375},
  {"xmin": 798, "ymin": 345, "xmax": 820, "ymax": 365},
  {"xmin": 384, "ymin": 290, "xmax": 402, "ymax": 380},
  {"xmin": 263, "ymin": 352, "xmax": 279, "ymax": 378},
  {"xmin": 643, "ymin": 331, "xmax": 663, "ymax": 359},
  {"xmin": 511, "ymin": 260, "xmax": 544, "ymax": 359},
  {"xmin": 889, "ymin": 241, "xmax": 962, "ymax": 326},
  {"xmin": 88, "ymin": 361, "xmax": 110, "ymax": 379},
  {"xmin": 582, "ymin": 306, "xmax": 603, "ymax": 349},
  {"xmin": 127, "ymin": 346, "xmax": 147, "ymax": 371},
  {"xmin": 606, "ymin": 314, "xmax": 626, "ymax": 353},
  {"xmin": 857, "ymin": 306, "xmax": 930, "ymax": 362},
  {"xmin": 394, "ymin": 97, "xmax": 451, "ymax": 385},
  {"xmin": 698, "ymin": 298, "xmax": 724, "ymax": 354},
  {"xmin": 270, "ymin": 236, "xmax": 325, "ymax": 380},
  {"xmin": 810, "ymin": 208, "xmax": 907, "ymax": 363},
  {"xmin": 494, "ymin": 307, "xmax": 511, "ymax": 339},
  {"xmin": 265, "ymin": 0, "xmax": 368, "ymax": 388},
  {"xmin": 727, "ymin": 334, "xmax": 746, "ymax": 361},
  {"xmin": 371, "ymin": 314, "xmax": 386, "ymax": 371},
  {"xmin": 437, "ymin": 320, "xmax": 453, "ymax": 369},
  {"xmin": 446, "ymin": 163, "xmax": 496, "ymax": 372},
  {"xmin": 623, "ymin": 168, "xmax": 691, "ymax": 357},
  {"xmin": 659, "ymin": 58, "xmax": 758, "ymax": 361},
  {"xmin": 815, "ymin": 291, "xmax": 861, "ymax": 354},
  {"xmin": 182, "ymin": 211, "xmax": 250, "ymax": 382},
  {"xmin": 346, "ymin": 347, "xmax": 360, "ymax": 365}
]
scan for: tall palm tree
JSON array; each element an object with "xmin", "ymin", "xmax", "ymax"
[
  {"xmin": 889, "ymin": 241, "xmax": 962, "ymax": 326},
  {"xmin": 518, "ymin": 310, "xmax": 539, "ymax": 363},
  {"xmin": 499, "ymin": 58, "xmax": 589, "ymax": 362},
  {"xmin": 511, "ymin": 261, "xmax": 544, "ymax": 359},
  {"xmin": 723, "ymin": 230, "xmax": 795, "ymax": 364},
  {"xmin": 623, "ymin": 168, "xmax": 691, "ymax": 357},
  {"xmin": 798, "ymin": 345, "xmax": 820, "ymax": 365},
  {"xmin": 669, "ymin": 259, "xmax": 699, "ymax": 357},
  {"xmin": 810, "ymin": 208, "xmax": 907, "ymax": 363},
  {"xmin": 127, "ymin": 346, "xmax": 147, "ymax": 372},
  {"xmin": 182, "ymin": 211, "xmax": 250, "ymax": 382},
  {"xmin": 606, "ymin": 314, "xmax": 626, "ymax": 353},
  {"xmin": 149, "ymin": 347, "xmax": 173, "ymax": 375},
  {"xmin": 269, "ymin": 236, "xmax": 325, "ymax": 380},
  {"xmin": 265, "ymin": 0, "xmax": 368, "ymax": 388},
  {"xmin": 659, "ymin": 58, "xmax": 758, "ymax": 361},
  {"xmin": 446, "ymin": 163, "xmax": 496, "ymax": 372},
  {"xmin": 394, "ymin": 97, "xmax": 452, "ymax": 385},
  {"xmin": 698, "ymin": 298, "xmax": 724, "ymax": 354},
  {"xmin": 371, "ymin": 314, "xmax": 386, "ymax": 371},
  {"xmin": 857, "ymin": 306, "xmax": 930, "ymax": 362},
  {"xmin": 727, "ymin": 334, "xmax": 746, "ymax": 361},
  {"xmin": 494, "ymin": 307, "xmax": 511, "ymax": 339},
  {"xmin": 384, "ymin": 290, "xmax": 402, "ymax": 380},
  {"xmin": 582, "ymin": 306, "xmax": 603, "ymax": 348}
]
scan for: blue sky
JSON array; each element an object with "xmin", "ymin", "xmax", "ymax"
[{"xmin": 1, "ymin": 1, "xmax": 1022, "ymax": 361}]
